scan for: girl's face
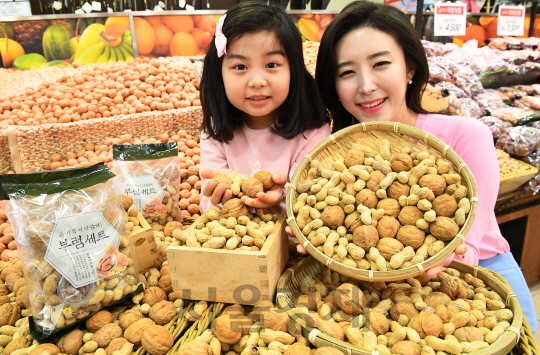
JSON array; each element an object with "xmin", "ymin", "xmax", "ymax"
[
  {"xmin": 222, "ymin": 31, "xmax": 291, "ymax": 129},
  {"xmin": 334, "ymin": 27, "xmax": 416, "ymax": 125}
]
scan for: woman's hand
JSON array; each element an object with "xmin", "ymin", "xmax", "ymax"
[
  {"xmin": 241, "ymin": 173, "xmax": 287, "ymax": 209},
  {"xmin": 201, "ymin": 168, "xmax": 242, "ymax": 205}
]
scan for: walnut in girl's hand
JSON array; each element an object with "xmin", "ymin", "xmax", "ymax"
[{"xmin": 211, "ymin": 170, "xmax": 274, "ymax": 199}]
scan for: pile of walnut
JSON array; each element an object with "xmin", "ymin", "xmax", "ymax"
[
  {"xmin": 290, "ymin": 266, "xmax": 513, "ymax": 355},
  {"xmin": 0, "ymin": 208, "xmax": 18, "ymax": 264},
  {"xmin": 293, "ymin": 139, "xmax": 471, "ymax": 271},
  {"xmin": 177, "ymin": 301, "xmax": 344, "ymax": 355},
  {"xmin": 171, "ymin": 203, "xmax": 275, "ymax": 251},
  {"xmin": 496, "ymin": 149, "xmax": 532, "ymax": 179}
]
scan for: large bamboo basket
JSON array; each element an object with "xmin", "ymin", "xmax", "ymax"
[
  {"xmin": 276, "ymin": 256, "xmax": 523, "ymax": 355},
  {"xmin": 286, "ymin": 121, "xmax": 478, "ymax": 282}
]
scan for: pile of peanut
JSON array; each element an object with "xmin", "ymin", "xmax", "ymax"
[
  {"xmin": 290, "ymin": 266, "xmax": 514, "ymax": 355},
  {"xmin": 424, "ymin": 84, "xmax": 444, "ymax": 101},
  {"xmin": 171, "ymin": 202, "xmax": 275, "ymax": 252},
  {"xmin": 0, "ymin": 208, "xmax": 17, "ymax": 264},
  {"xmin": 293, "ymin": 139, "xmax": 471, "ymax": 272},
  {"xmin": 497, "ymin": 149, "xmax": 532, "ymax": 179},
  {"xmin": 303, "ymin": 41, "xmax": 320, "ymax": 77}
]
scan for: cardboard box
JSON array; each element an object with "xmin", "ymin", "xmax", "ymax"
[
  {"xmin": 127, "ymin": 214, "xmax": 161, "ymax": 272},
  {"xmin": 167, "ymin": 215, "xmax": 287, "ymax": 305}
]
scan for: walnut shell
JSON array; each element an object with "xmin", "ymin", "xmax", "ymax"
[
  {"xmin": 149, "ymin": 301, "xmax": 177, "ymax": 325},
  {"xmin": 434, "ymin": 303, "xmax": 460, "ymax": 323},
  {"xmin": 241, "ymin": 177, "xmax": 264, "ymax": 198},
  {"xmin": 430, "ymin": 217, "xmax": 459, "ymax": 241},
  {"xmin": 28, "ymin": 344, "xmax": 60, "ymax": 355},
  {"xmin": 158, "ymin": 275, "xmax": 173, "ymax": 293},
  {"xmin": 254, "ymin": 170, "xmax": 274, "ymax": 189},
  {"xmin": 355, "ymin": 189, "xmax": 378, "ymax": 209},
  {"xmin": 390, "ymin": 301, "xmax": 419, "ymax": 321},
  {"xmin": 106, "ymin": 338, "xmax": 129, "ymax": 355},
  {"xmin": 396, "ymin": 226, "xmax": 425, "ymax": 249},
  {"xmin": 367, "ymin": 309, "xmax": 390, "ymax": 335},
  {"xmin": 454, "ymin": 327, "xmax": 485, "ymax": 342},
  {"xmin": 377, "ymin": 237, "xmax": 404, "ymax": 261},
  {"xmin": 391, "ymin": 153, "xmax": 414, "ymax": 173},
  {"xmin": 333, "ymin": 283, "xmax": 368, "ymax": 315},
  {"xmin": 353, "ymin": 225, "xmax": 379, "ymax": 250},
  {"xmin": 410, "ymin": 311, "xmax": 443, "ymax": 338},
  {"xmin": 212, "ymin": 175, "xmax": 233, "ymax": 189},
  {"xmin": 177, "ymin": 339, "xmax": 211, "ymax": 355},
  {"xmin": 249, "ymin": 300, "xmax": 274, "ymax": 323},
  {"xmin": 440, "ymin": 276, "xmax": 467, "ymax": 300},
  {"xmin": 382, "ymin": 286, "xmax": 406, "ymax": 302},
  {"xmin": 122, "ymin": 194, "xmax": 133, "ymax": 210},
  {"xmin": 120, "ymin": 309, "xmax": 144, "ymax": 330},
  {"xmin": 294, "ymin": 295, "xmax": 317, "ymax": 311},
  {"xmin": 86, "ymin": 310, "xmax": 113, "ymax": 332},
  {"xmin": 392, "ymin": 341, "xmax": 421, "ymax": 355},
  {"xmin": 221, "ymin": 198, "xmax": 248, "ymax": 218},
  {"xmin": 424, "ymin": 292, "xmax": 451, "ymax": 309},
  {"xmin": 215, "ymin": 315, "xmax": 242, "ymax": 345},
  {"xmin": 377, "ymin": 198, "xmax": 401, "ymax": 218},
  {"xmin": 367, "ymin": 171, "xmax": 386, "ymax": 191},
  {"xmin": 143, "ymin": 287, "xmax": 167, "ymax": 306},
  {"xmin": 94, "ymin": 323, "xmax": 123, "ymax": 348},
  {"xmin": 377, "ymin": 216, "xmax": 400, "ymax": 239},
  {"xmin": 223, "ymin": 304, "xmax": 246, "ymax": 316},
  {"xmin": 4, "ymin": 337, "xmax": 30, "ymax": 355},
  {"xmin": 141, "ymin": 325, "xmax": 174, "ymax": 355},
  {"xmin": 58, "ymin": 329, "xmax": 83, "ymax": 355},
  {"xmin": 398, "ymin": 206, "xmax": 424, "ymax": 226},
  {"xmin": 345, "ymin": 149, "xmax": 365, "ymax": 167},
  {"xmin": 125, "ymin": 318, "xmax": 156, "ymax": 345},
  {"xmin": 387, "ymin": 181, "xmax": 411, "ymax": 200},
  {"xmin": 321, "ymin": 206, "xmax": 345, "ymax": 229},
  {"xmin": 432, "ymin": 194, "xmax": 458, "ymax": 217},
  {"xmin": 344, "ymin": 212, "xmax": 362, "ymax": 233},
  {"xmin": 419, "ymin": 175, "xmax": 447, "ymax": 196},
  {"xmin": 0, "ymin": 303, "xmax": 20, "ymax": 326}
]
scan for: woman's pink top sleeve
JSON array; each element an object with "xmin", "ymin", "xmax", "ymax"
[{"xmin": 416, "ymin": 114, "xmax": 509, "ymax": 265}]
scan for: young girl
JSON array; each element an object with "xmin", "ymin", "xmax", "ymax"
[{"xmin": 199, "ymin": 2, "xmax": 331, "ymax": 214}]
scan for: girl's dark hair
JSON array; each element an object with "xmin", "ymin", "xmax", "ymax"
[
  {"xmin": 315, "ymin": 1, "xmax": 429, "ymax": 132},
  {"xmin": 200, "ymin": 2, "xmax": 330, "ymax": 143}
]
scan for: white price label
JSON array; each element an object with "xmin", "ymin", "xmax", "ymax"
[
  {"xmin": 74, "ymin": 8, "xmax": 85, "ymax": 13},
  {"xmin": 498, "ymin": 6, "xmax": 525, "ymax": 36},
  {"xmin": 434, "ymin": 3, "xmax": 467, "ymax": 36},
  {"xmin": 179, "ymin": 0, "xmax": 186, "ymax": 7},
  {"xmin": 92, "ymin": 1, "xmax": 101, "ymax": 11},
  {"xmin": 0, "ymin": 1, "xmax": 32, "ymax": 16},
  {"xmin": 45, "ymin": 211, "xmax": 123, "ymax": 288},
  {"xmin": 158, "ymin": 1, "xmax": 165, "ymax": 7},
  {"xmin": 124, "ymin": 8, "xmax": 132, "ymax": 11},
  {"xmin": 52, "ymin": 1, "xmax": 63, "ymax": 10},
  {"xmin": 185, "ymin": 4, "xmax": 194, "ymax": 10},
  {"xmin": 107, "ymin": 6, "xmax": 113, "ymax": 12},
  {"xmin": 153, "ymin": 4, "xmax": 163, "ymax": 10},
  {"xmin": 82, "ymin": 1, "xmax": 93, "ymax": 12}
]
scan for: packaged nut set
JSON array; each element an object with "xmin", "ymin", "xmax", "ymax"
[
  {"xmin": 112, "ymin": 143, "xmax": 182, "ymax": 228},
  {"xmin": 0, "ymin": 163, "xmax": 141, "ymax": 338}
]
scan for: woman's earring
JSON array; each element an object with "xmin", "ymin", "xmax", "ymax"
[{"xmin": 408, "ymin": 80, "xmax": 413, "ymax": 84}]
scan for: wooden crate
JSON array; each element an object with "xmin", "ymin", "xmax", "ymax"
[
  {"xmin": 127, "ymin": 214, "xmax": 161, "ymax": 272},
  {"xmin": 166, "ymin": 215, "xmax": 287, "ymax": 305}
]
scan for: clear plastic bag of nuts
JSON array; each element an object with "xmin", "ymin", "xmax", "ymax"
[
  {"xmin": 0, "ymin": 163, "xmax": 141, "ymax": 337},
  {"xmin": 112, "ymin": 143, "xmax": 182, "ymax": 231}
]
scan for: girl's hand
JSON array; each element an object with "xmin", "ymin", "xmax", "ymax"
[
  {"xmin": 201, "ymin": 168, "xmax": 242, "ymax": 205},
  {"xmin": 241, "ymin": 173, "xmax": 287, "ymax": 209},
  {"xmin": 287, "ymin": 223, "xmax": 468, "ymax": 278}
]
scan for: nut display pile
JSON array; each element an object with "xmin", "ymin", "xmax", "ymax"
[
  {"xmin": 290, "ymin": 266, "xmax": 514, "ymax": 355},
  {"xmin": 171, "ymin": 201, "xmax": 275, "ymax": 252},
  {"xmin": 0, "ymin": 57, "xmax": 200, "ymax": 128},
  {"xmin": 497, "ymin": 148, "xmax": 534, "ymax": 179},
  {"xmin": 292, "ymin": 139, "xmax": 471, "ymax": 271},
  {"xmin": 0, "ymin": 208, "xmax": 17, "ymax": 264}
]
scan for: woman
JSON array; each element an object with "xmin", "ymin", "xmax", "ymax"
[{"xmin": 313, "ymin": 0, "xmax": 537, "ymax": 334}]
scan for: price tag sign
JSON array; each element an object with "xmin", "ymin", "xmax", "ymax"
[
  {"xmin": 179, "ymin": 0, "xmax": 186, "ymax": 7},
  {"xmin": 185, "ymin": 4, "xmax": 194, "ymax": 10},
  {"xmin": 153, "ymin": 5, "xmax": 163, "ymax": 10},
  {"xmin": 52, "ymin": 1, "xmax": 63, "ymax": 10},
  {"xmin": 91, "ymin": 1, "xmax": 102, "ymax": 11},
  {"xmin": 498, "ymin": 6, "xmax": 525, "ymax": 36},
  {"xmin": 0, "ymin": 0, "xmax": 32, "ymax": 16},
  {"xmin": 107, "ymin": 6, "xmax": 113, "ymax": 12},
  {"xmin": 158, "ymin": 1, "xmax": 165, "ymax": 8},
  {"xmin": 74, "ymin": 8, "xmax": 84, "ymax": 13},
  {"xmin": 82, "ymin": 1, "xmax": 93, "ymax": 13},
  {"xmin": 434, "ymin": 2, "xmax": 467, "ymax": 36}
]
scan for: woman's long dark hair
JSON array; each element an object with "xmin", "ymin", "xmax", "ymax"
[
  {"xmin": 315, "ymin": 1, "xmax": 429, "ymax": 132},
  {"xmin": 201, "ymin": 2, "xmax": 330, "ymax": 143}
]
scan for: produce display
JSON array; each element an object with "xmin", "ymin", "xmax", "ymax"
[
  {"xmin": 497, "ymin": 149, "xmax": 534, "ymax": 178},
  {"xmin": 291, "ymin": 139, "xmax": 471, "ymax": 272},
  {"xmin": 289, "ymin": 265, "xmax": 514, "ymax": 355}
]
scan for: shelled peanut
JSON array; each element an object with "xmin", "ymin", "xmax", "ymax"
[
  {"xmin": 497, "ymin": 149, "xmax": 532, "ymax": 178},
  {"xmin": 171, "ymin": 201, "xmax": 275, "ymax": 252},
  {"xmin": 303, "ymin": 41, "xmax": 320, "ymax": 77},
  {"xmin": 292, "ymin": 139, "xmax": 471, "ymax": 271},
  {"xmin": 291, "ymin": 266, "xmax": 513, "ymax": 355},
  {"xmin": 0, "ymin": 57, "xmax": 201, "ymax": 128},
  {"xmin": 177, "ymin": 302, "xmax": 313, "ymax": 355},
  {"xmin": 0, "ymin": 208, "xmax": 17, "ymax": 264}
]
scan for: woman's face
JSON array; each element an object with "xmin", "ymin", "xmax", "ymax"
[{"xmin": 334, "ymin": 27, "xmax": 415, "ymax": 124}]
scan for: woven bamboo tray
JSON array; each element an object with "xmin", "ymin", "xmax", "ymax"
[
  {"xmin": 286, "ymin": 121, "xmax": 478, "ymax": 282},
  {"xmin": 276, "ymin": 256, "xmax": 523, "ymax": 355},
  {"xmin": 499, "ymin": 159, "xmax": 538, "ymax": 196},
  {"xmin": 6, "ymin": 106, "xmax": 202, "ymax": 173}
]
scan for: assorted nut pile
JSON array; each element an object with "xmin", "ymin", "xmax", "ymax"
[
  {"xmin": 212, "ymin": 170, "xmax": 275, "ymax": 199},
  {"xmin": 302, "ymin": 41, "xmax": 320, "ymax": 77},
  {"xmin": 290, "ymin": 266, "xmax": 514, "ymax": 355},
  {"xmin": 0, "ymin": 208, "xmax": 17, "ymax": 264},
  {"xmin": 292, "ymin": 139, "xmax": 471, "ymax": 271},
  {"xmin": 0, "ymin": 57, "xmax": 200, "ymax": 128},
  {"xmin": 172, "ymin": 201, "xmax": 275, "ymax": 252},
  {"xmin": 497, "ymin": 148, "xmax": 534, "ymax": 179}
]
